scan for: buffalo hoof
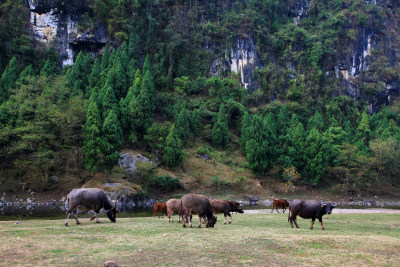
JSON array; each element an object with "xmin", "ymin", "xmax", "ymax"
[
  {"xmin": 310, "ymin": 228, "xmax": 313, "ymax": 230},
  {"xmin": 183, "ymin": 224, "xmax": 186, "ymax": 228},
  {"xmin": 65, "ymin": 223, "xmax": 69, "ymax": 227},
  {"xmin": 96, "ymin": 221, "xmax": 101, "ymax": 223},
  {"xmin": 190, "ymin": 225, "xmax": 193, "ymax": 228},
  {"xmin": 229, "ymin": 222, "xmax": 231, "ymax": 224},
  {"xmin": 76, "ymin": 222, "xmax": 80, "ymax": 225},
  {"xmin": 224, "ymin": 222, "xmax": 227, "ymax": 225},
  {"xmin": 198, "ymin": 225, "xmax": 201, "ymax": 228}
]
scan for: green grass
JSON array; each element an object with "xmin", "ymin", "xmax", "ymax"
[{"xmin": 0, "ymin": 213, "xmax": 399, "ymax": 266}]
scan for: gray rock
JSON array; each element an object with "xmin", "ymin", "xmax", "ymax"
[
  {"xmin": 118, "ymin": 153, "xmax": 152, "ymax": 175},
  {"xmin": 50, "ymin": 176, "xmax": 59, "ymax": 183}
]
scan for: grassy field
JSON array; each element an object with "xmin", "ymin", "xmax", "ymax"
[{"xmin": 0, "ymin": 213, "xmax": 399, "ymax": 266}]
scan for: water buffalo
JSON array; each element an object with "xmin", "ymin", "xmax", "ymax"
[
  {"xmin": 210, "ymin": 199, "xmax": 244, "ymax": 224},
  {"xmin": 166, "ymin": 199, "xmax": 183, "ymax": 223},
  {"xmin": 181, "ymin": 194, "xmax": 217, "ymax": 228},
  {"xmin": 271, "ymin": 199, "xmax": 289, "ymax": 213},
  {"xmin": 153, "ymin": 202, "xmax": 168, "ymax": 218},
  {"xmin": 288, "ymin": 199, "xmax": 337, "ymax": 230},
  {"xmin": 65, "ymin": 188, "xmax": 117, "ymax": 226}
]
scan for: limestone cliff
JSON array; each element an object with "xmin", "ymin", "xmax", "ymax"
[{"xmin": 27, "ymin": 0, "xmax": 108, "ymax": 67}]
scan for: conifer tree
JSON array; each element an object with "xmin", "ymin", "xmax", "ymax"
[
  {"xmin": 101, "ymin": 109, "xmax": 123, "ymax": 173},
  {"xmin": 163, "ymin": 124, "xmax": 183, "ymax": 167},
  {"xmin": 98, "ymin": 79, "xmax": 118, "ymax": 120},
  {"xmin": 120, "ymin": 69, "xmax": 141, "ymax": 133},
  {"xmin": 245, "ymin": 114, "xmax": 271, "ymax": 175},
  {"xmin": 286, "ymin": 116, "xmax": 306, "ymax": 170},
  {"xmin": 264, "ymin": 112, "xmax": 278, "ymax": 164},
  {"xmin": 87, "ymin": 57, "xmax": 102, "ymax": 98},
  {"xmin": 277, "ymin": 105, "xmax": 290, "ymax": 146},
  {"xmin": 65, "ymin": 51, "xmax": 91, "ymax": 95},
  {"xmin": 127, "ymin": 58, "xmax": 138, "ymax": 85},
  {"xmin": 108, "ymin": 49, "xmax": 116, "ymax": 69},
  {"xmin": 0, "ymin": 57, "xmax": 18, "ymax": 103},
  {"xmin": 355, "ymin": 111, "xmax": 371, "ymax": 155},
  {"xmin": 128, "ymin": 33, "xmax": 140, "ymax": 60},
  {"xmin": 303, "ymin": 128, "xmax": 327, "ymax": 185},
  {"xmin": 17, "ymin": 64, "xmax": 34, "ymax": 84},
  {"xmin": 190, "ymin": 109, "xmax": 202, "ymax": 137},
  {"xmin": 83, "ymin": 101, "xmax": 103, "ymax": 174},
  {"xmin": 101, "ymin": 44, "xmax": 109, "ymax": 71},
  {"xmin": 40, "ymin": 59, "xmax": 55, "ymax": 77},
  {"xmin": 131, "ymin": 68, "xmax": 155, "ymax": 135},
  {"xmin": 212, "ymin": 104, "xmax": 230, "ymax": 148},
  {"xmin": 307, "ymin": 110, "xmax": 324, "ymax": 132},
  {"xmin": 175, "ymin": 104, "xmax": 190, "ymax": 146}
]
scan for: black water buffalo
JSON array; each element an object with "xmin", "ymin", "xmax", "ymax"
[
  {"xmin": 65, "ymin": 188, "xmax": 117, "ymax": 226},
  {"xmin": 288, "ymin": 199, "xmax": 337, "ymax": 230},
  {"xmin": 181, "ymin": 194, "xmax": 217, "ymax": 228}
]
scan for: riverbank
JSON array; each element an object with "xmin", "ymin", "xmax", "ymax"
[{"xmin": 245, "ymin": 208, "xmax": 400, "ymax": 214}]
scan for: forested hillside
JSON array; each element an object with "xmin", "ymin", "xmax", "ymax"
[{"xmin": 0, "ymin": 0, "xmax": 399, "ymax": 197}]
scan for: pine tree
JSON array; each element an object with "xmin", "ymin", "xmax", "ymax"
[
  {"xmin": 17, "ymin": 64, "xmax": 34, "ymax": 84},
  {"xmin": 175, "ymin": 105, "xmax": 190, "ymax": 146},
  {"xmin": 40, "ymin": 59, "xmax": 55, "ymax": 77},
  {"xmin": 245, "ymin": 114, "xmax": 271, "ymax": 175},
  {"xmin": 303, "ymin": 128, "xmax": 327, "ymax": 185},
  {"xmin": 108, "ymin": 49, "xmax": 116, "ymax": 69},
  {"xmin": 87, "ymin": 57, "xmax": 102, "ymax": 98},
  {"xmin": 101, "ymin": 109, "xmax": 123, "ymax": 173},
  {"xmin": 163, "ymin": 124, "xmax": 183, "ymax": 167},
  {"xmin": 98, "ymin": 79, "xmax": 118, "ymax": 120},
  {"xmin": 307, "ymin": 110, "xmax": 324, "ymax": 132},
  {"xmin": 131, "ymin": 68, "xmax": 155, "ymax": 135},
  {"xmin": 101, "ymin": 44, "xmax": 109, "ymax": 71},
  {"xmin": 127, "ymin": 58, "xmax": 138, "ymax": 85},
  {"xmin": 356, "ymin": 111, "xmax": 371, "ymax": 155},
  {"xmin": 277, "ymin": 105, "xmax": 290, "ymax": 146},
  {"xmin": 113, "ymin": 60, "xmax": 128, "ymax": 99},
  {"xmin": 264, "ymin": 112, "xmax": 278, "ymax": 165},
  {"xmin": 212, "ymin": 104, "xmax": 230, "ymax": 148},
  {"xmin": 190, "ymin": 109, "xmax": 202, "ymax": 137},
  {"xmin": 83, "ymin": 101, "xmax": 103, "ymax": 173},
  {"xmin": 65, "ymin": 51, "xmax": 91, "ymax": 95},
  {"xmin": 0, "ymin": 57, "xmax": 18, "ymax": 103},
  {"xmin": 286, "ymin": 117, "xmax": 306, "ymax": 170}
]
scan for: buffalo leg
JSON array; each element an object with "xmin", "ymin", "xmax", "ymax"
[
  {"xmin": 65, "ymin": 204, "xmax": 80, "ymax": 226},
  {"xmin": 228, "ymin": 212, "xmax": 232, "ymax": 224},
  {"xmin": 310, "ymin": 218, "xmax": 315, "ymax": 230},
  {"xmin": 290, "ymin": 215, "xmax": 299, "ymax": 228},
  {"xmin": 318, "ymin": 217, "xmax": 325, "ymax": 230},
  {"xmin": 271, "ymin": 206, "xmax": 274, "ymax": 213},
  {"xmin": 282, "ymin": 207, "xmax": 286, "ymax": 213},
  {"xmin": 73, "ymin": 208, "xmax": 80, "ymax": 225},
  {"xmin": 223, "ymin": 213, "xmax": 227, "ymax": 225},
  {"xmin": 198, "ymin": 216, "xmax": 202, "ymax": 228}
]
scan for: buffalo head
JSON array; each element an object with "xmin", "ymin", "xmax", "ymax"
[
  {"xmin": 206, "ymin": 216, "xmax": 217, "ymax": 228},
  {"xmin": 321, "ymin": 201, "xmax": 337, "ymax": 215},
  {"xmin": 230, "ymin": 201, "xmax": 244, "ymax": 213},
  {"xmin": 107, "ymin": 206, "xmax": 117, "ymax": 223}
]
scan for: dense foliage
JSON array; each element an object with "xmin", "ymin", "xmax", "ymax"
[{"xmin": 0, "ymin": 0, "xmax": 400, "ymax": 194}]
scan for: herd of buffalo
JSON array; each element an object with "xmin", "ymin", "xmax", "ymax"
[{"xmin": 65, "ymin": 188, "xmax": 337, "ymax": 230}]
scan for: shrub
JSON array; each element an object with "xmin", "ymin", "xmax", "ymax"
[{"xmin": 152, "ymin": 175, "xmax": 182, "ymax": 192}]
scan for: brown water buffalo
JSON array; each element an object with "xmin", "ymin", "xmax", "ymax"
[
  {"xmin": 181, "ymin": 194, "xmax": 217, "ymax": 228},
  {"xmin": 166, "ymin": 199, "xmax": 184, "ymax": 223},
  {"xmin": 288, "ymin": 199, "xmax": 337, "ymax": 230},
  {"xmin": 271, "ymin": 199, "xmax": 289, "ymax": 213},
  {"xmin": 153, "ymin": 202, "xmax": 168, "ymax": 218},
  {"xmin": 210, "ymin": 199, "xmax": 244, "ymax": 224},
  {"xmin": 65, "ymin": 188, "xmax": 117, "ymax": 226}
]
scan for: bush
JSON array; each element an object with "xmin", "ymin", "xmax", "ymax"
[
  {"xmin": 152, "ymin": 175, "xmax": 182, "ymax": 192},
  {"xmin": 132, "ymin": 162, "xmax": 157, "ymax": 187}
]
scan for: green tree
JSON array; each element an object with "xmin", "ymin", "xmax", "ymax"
[
  {"xmin": 303, "ymin": 128, "xmax": 327, "ymax": 185},
  {"xmin": 87, "ymin": 57, "xmax": 102, "ymax": 98},
  {"xmin": 98, "ymin": 80, "xmax": 118, "ymax": 120},
  {"xmin": 83, "ymin": 101, "xmax": 103, "ymax": 174},
  {"xmin": 241, "ymin": 112, "xmax": 251, "ymax": 152},
  {"xmin": 212, "ymin": 104, "xmax": 230, "ymax": 148},
  {"xmin": 128, "ymin": 33, "xmax": 140, "ymax": 60},
  {"xmin": 163, "ymin": 124, "xmax": 183, "ymax": 167},
  {"xmin": 40, "ymin": 59, "xmax": 56, "ymax": 77},
  {"xmin": 101, "ymin": 109, "xmax": 123, "ymax": 173},
  {"xmin": 356, "ymin": 111, "xmax": 371, "ymax": 155},
  {"xmin": 175, "ymin": 104, "xmax": 190, "ymax": 145},
  {"xmin": 284, "ymin": 114, "xmax": 306, "ymax": 170},
  {"xmin": 101, "ymin": 44, "xmax": 110, "ymax": 71},
  {"xmin": 17, "ymin": 64, "xmax": 34, "ymax": 85},
  {"xmin": 190, "ymin": 109, "xmax": 202, "ymax": 137},
  {"xmin": 307, "ymin": 110, "xmax": 324, "ymax": 132},
  {"xmin": 65, "ymin": 51, "xmax": 91, "ymax": 96},
  {"xmin": 0, "ymin": 57, "xmax": 18, "ymax": 103}
]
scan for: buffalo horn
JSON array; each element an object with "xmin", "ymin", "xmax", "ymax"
[{"xmin": 332, "ymin": 202, "xmax": 337, "ymax": 207}]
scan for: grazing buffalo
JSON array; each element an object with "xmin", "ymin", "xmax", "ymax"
[
  {"xmin": 153, "ymin": 202, "xmax": 168, "ymax": 218},
  {"xmin": 65, "ymin": 188, "xmax": 117, "ymax": 226},
  {"xmin": 181, "ymin": 194, "xmax": 217, "ymax": 228},
  {"xmin": 166, "ymin": 199, "xmax": 184, "ymax": 223},
  {"xmin": 288, "ymin": 199, "xmax": 337, "ymax": 230},
  {"xmin": 271, "ymin": 199, "xmax": 289, "ymax": 213},
  {"xmin": 210, "ymin": 199, "xmax": 244, "ymax": 224}
]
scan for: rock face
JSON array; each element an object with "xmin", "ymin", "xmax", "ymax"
[
  {"xmin": 211, "ymin": 35, "xmax": 261, "ymax": 92},
  {"xmin": 118, "ymin": 153, "xmax": 151, "ymax": 175},
  {"xmin": 27, "ymin": 0, "xmax": 108, "ymax": 67},
  {"xmin": 289, "ymin": 0, "xmax": 309, "ymax": 25}
]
